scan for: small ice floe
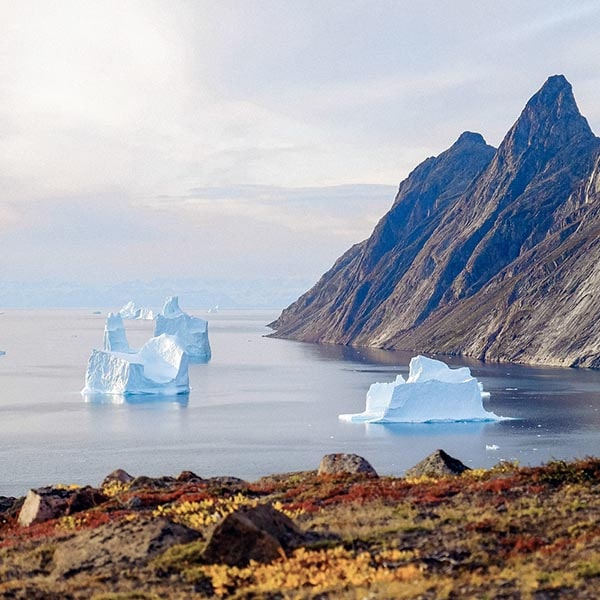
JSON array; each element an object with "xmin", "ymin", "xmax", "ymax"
[{"xmin": 486, "ymin": 444, "xmax": 500, "ymax": 451}]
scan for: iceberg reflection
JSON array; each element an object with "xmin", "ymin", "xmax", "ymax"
[{"xmin": 83, "ymin": 392, "xmax": 189, "ymax": 407}]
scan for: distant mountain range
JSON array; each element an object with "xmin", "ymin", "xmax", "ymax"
[
  {"xmin": 0, "ymin": 277, "xmax": 312, "ymax": 310},
  {"xmin": 270, "ymin": 75, "xmax": 600, "ymax": 368}
]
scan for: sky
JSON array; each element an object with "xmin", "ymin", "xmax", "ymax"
[{"xmin": 2, "ymin": 0, "xmax": 600, "ymax": 292}]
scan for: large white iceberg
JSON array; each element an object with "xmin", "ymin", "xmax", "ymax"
[
  {"xmin": 154, "ymin": 296, "xmax": 211, "ymax": 363},
  {"xmin": 118, "ymin": 300, "xmax": 154, "ymax": 320},
  {"xmin": 83, "ymin": 333, "xmax": 189, "ymax": 396},
  {"xmin": 340, "ymin": 355, "xmax": 502, "ymax": 423}
]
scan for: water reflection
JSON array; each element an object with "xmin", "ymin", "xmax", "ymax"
[
  {"xmin": 362, "ymin": 420, "xmax": 493, "ymax": 438},
  {"xmin": 83, "ymin": 392, "xmax": 189, "ymax": 407}
]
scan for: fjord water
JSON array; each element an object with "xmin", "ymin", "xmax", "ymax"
[{"xmin": 0, "ymin": 310, "xmax": 599, "ymax": 497}]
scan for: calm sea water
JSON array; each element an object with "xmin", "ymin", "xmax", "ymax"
[{"xmin": 0, "ymin": 309, "xmax": 599, "ymax": 497}]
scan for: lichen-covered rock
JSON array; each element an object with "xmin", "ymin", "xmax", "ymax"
[
  {"xmin": 203, "ymin": 504, "xmax": 305, "ymax": 567},
  {"xmin": 405, "ymin": 449, "xmax": 470, "ymax": 478},
  {"xmin": 318, "ymin": 453, "xmax": 378, "ymax": 477}
]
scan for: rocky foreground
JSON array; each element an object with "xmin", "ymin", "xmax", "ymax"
[{"xmin": 1, "ymin": 452, "xmax": 599, "ymax": 599}]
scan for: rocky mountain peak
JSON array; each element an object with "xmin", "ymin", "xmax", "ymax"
[
  {"xmin": 500, "ymin": 75, "xmax": 594, "ymax": 159},
  {"xmin": 452, "ymin": 131, "xmax": 488, "ymax": 147}
]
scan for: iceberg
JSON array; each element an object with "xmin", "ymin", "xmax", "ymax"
[
  {"xmin": 340, "ymin": 355, "xmax": 502, "ymax": 423},
  {"xmin": 154, "ymin": 296, "xmax": 211, "ymax": 363},
  {"xmin": 118, "ymin": 300, "xmax": 154, "ymax": 320},
  {"xmin": 82, "ymin": 333, "xmax": 189, "ymax": 396},
  {"xmin": 0, "ymin": 350, "xmax": 5, "ymax": 356},
  {"xmin": 103, "ymin": 313, "xmax": 132, "ymax": 353}
]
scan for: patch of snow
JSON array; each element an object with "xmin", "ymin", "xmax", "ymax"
[{"xmin": 340, "ymin": 355, "xmax": 504, "ymax": 423}]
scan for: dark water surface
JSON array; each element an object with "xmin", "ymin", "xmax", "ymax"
[{"xmin": 0, "ymin": 309, "xmax": 599, "ymax": 496}]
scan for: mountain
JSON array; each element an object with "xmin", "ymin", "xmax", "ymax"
[{"xmin": 270, "ymin": 75, "xmax": 600, "ymax": 368}]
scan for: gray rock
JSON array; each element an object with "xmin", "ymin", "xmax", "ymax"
[
  {"xmin": 129, "ymin": 475, "xmax": 176, "ymax": 490},
  {"xmin": 0, "ymin": 495, "xmax": 17, "ymax": 514},
  {"xmin": 18, "ymin": 486, "xmax": 107, "ymax": 527},
  {"xmin": 52, "ymin": 517, "xmax": 200, "ymax": 579},
  {"xmin": 18, "ymin": 487, "xmax": 72, "ymax": 527},
  {"xmin": 317, "ymin": 453, "xmax": 378, "ymax": 477},
  {"xmin": 203, "ymin": 504, "xmax": 305, "ymax": 567},
  {"xmin": 405, "ymin": 449, "xmax": 470, "ymax": 478},
  {"xmin": 101, "ymin": 468, "xmax": 134, "ymax": 487},
  {"xmin": 176, "ymin": 470, "xmax": 204, "ymax": 482},
  {"xmin": 204, "ymin": 476, "xmax": 249, "ymax": 491}
]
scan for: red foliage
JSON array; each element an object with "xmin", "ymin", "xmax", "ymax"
[
  {"xmin": 409, "ymin": 480, "xmax": 461, "ymax": 505},
  {"xmin": 502, "ymin": 534, "xmax": 546, "ymax": 556},
  {"xmin": 480, "ymin": 477, "xmax": 517, "ymax": 494},
  {"xmin": 466, "ymin": 518, "xmax": 496, "ymax": 533}
]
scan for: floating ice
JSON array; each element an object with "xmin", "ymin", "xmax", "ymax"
[
  {"xmin": 82, "ymin": 333, "xmax": 189, "ymax": 396},
  {"xmin": 118, "ymin": 300, "xmax": 154, "ymax": 320},
  {"xmin": 103, "ymin": 313, "xmax": 132, "ymax": 353},
  {"xmin": 340, "ymin": 355, "xmax": 502, "ymax": 423},
  {"xmin": 154, "ymin": 296, "xmax": 211, "ymax": 363}
]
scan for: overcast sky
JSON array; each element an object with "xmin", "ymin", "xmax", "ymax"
[{"xmin": 2, "ymin": 0, "xmax": 600, "ymax": 286}]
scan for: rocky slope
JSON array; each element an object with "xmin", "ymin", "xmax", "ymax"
[{"xmin": 270, "ymin": 75, "xmax": 600, "ymax": 367}]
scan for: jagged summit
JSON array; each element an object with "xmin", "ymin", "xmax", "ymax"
[
  {"xmin": 503, "ymin": 74, "xmax": 594, "ymax": 156},
  {"xmin": 453, "ymin": 131, "xmax": 488, "ymax": 147},
  {"xmin": 270, "ymin": 76, "xmax": 600, "ymax": 368}
]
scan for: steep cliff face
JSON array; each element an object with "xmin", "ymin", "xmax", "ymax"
[
  {"xmin": 270, "ymin": 131, "xmax": 495, "ymax": 343},
  {"xmin": 270, "ymin": 75, "xmax": 600, "ymax": 367}
]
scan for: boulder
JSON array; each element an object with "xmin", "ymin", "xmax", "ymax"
[
  {"xmin": 101, "ymin": 469, "xmax": 134, "ymax": 487},
  {"xmin": 0, "ymin": 496, "xmax": 17, "ymax": 514},
  {"xmin": 405, "ymin": 449, "xmax": 470, "ymax": 478},
  {"xmin": 129, "ymin": 475, "xmax": 176, "ymax": 490},
  {"xmin": 18, "ymin": 486, "xmax": 108, "ymax": 527},
  {"xmin": 176, "ymin": 470, "xmax": 204, "ymax": 483},
  {"xmin": 318, "ymin": 453, "xmax": 378, "ymax": 477},
  {"xmin": 65, "ymin": 487, "xmax": 107, "ymax": 514},
  {"xmin": 52, "ymin": 517, "xmax": 200, "ymax": 579},
  {"xmin": 203, "ymin": 504, "xmax": 305, "ymax": 567},
  {"xmin": 18, "ymin": 488, "xmax": 76, "ymax": 527}
]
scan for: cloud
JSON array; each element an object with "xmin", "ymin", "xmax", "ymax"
[
  {"xmin": 147, "ymin": 183, "xmax": 397, "ymax": 238},
  {"xmin": 1, "ymin": 1, "xmax": 600, "ymax": 290},
  {"xmin": 0, "ymin": 184, "xmax": 397, "ymax": 283}
]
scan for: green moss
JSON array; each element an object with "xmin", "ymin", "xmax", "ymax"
[{"xmin": 150, "ymin": 539, "xmax": 207, "ymax": 576}]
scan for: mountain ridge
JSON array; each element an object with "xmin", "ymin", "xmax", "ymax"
[{"xmin": 270, "ymin": 75, "xmax": 600, "ymax": 367}]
